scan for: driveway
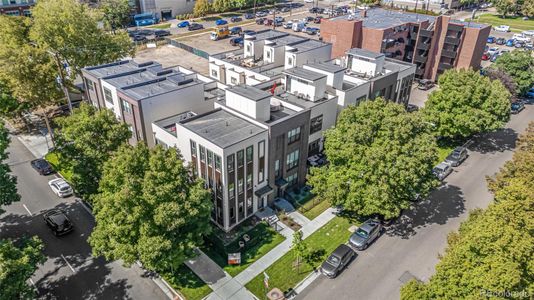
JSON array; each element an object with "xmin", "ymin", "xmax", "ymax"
[
  {"xmin": 296, "ymin": 105, "xmax": 534, "ymax": 300},
  {"xmin": 0, "ymin": 136, "xmax": 167, "ymax": 300}
]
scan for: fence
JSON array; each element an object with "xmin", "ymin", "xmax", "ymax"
[{"xmin": 167, "ymin": 38, "xmax": 210, "ymax": 59}]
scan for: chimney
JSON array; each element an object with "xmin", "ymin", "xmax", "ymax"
[{"xmin": 360, "ymin": 9, "xmax": 367, "ymax": 18}]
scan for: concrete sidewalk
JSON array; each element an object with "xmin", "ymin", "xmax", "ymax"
[{"xmin": 3, "ymin": 119, "xmax": 51, "ymax": 158}]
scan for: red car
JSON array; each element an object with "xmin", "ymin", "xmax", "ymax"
[{"xmin": 481, "ymin": 53, "xmax": 490, "ymax": 61}]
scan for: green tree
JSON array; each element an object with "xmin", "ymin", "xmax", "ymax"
[
  {"xmin": 292, "ymin": 231, "xmax": 308, "ymax": 274},
  {"xmin": 422, "ymin": 69, "xmax": 510, "ymax": 140},
  {"xmin": 308, "ymin": 99, "xmax": 438, "ymax": 220},
  {"xmin": 401, "ymin": 123, "xmax": 534, "ymax": 300},
  {"xmin": 193, "ymin": 0, "xmax": 211, "ymax": 17},
  {"xmin": 0, "ymin": 237, "xmax": 46, "ymax": 300},
  {"xmin": 492, "ymin": 0, "xmax": 519, "ymax": 16},
  {"xmin": 0, "ymin": 122, "xmax": 20, "ymax": 215},
  {"xmin": 89, "ymin": 144, "xmax": 212, "ymax": 272},
  {"xmin": 54, "ymin": 103, "xmax": 131, "ymax": 199},
  {"xmin": 494, "ymin": 50, "xmax": 534, "ymax": 96},
  {"xmin": 100, "ymin": 0, "xmax": 132, "ymax": 32},
  {"xmin": 522, "ymin": 0, "xmax": 534, "ymax": 17},
  {"xmin": 484, "ymin": 67, "xmax": 518, "ymax": 97}
]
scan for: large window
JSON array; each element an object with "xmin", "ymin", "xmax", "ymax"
[
  {"xmin": 246, "ymin": 146, "xmax": 253, "ymax": 163},
  {"xmin": 228, "ymin": 183, "xmax": 235, "ymax": 199},
  {"xmin": 207, "ymin": 150, "xmax": 213, "ymax": 166},
  {"xmin": 227, "ymin": 154, "xmax": 234, "ymax": 172},
  {"xmin": 190, "ymin": 140, "xmax": 197, "ymax": 157},
  {"xmin": 310, "ymin": 115, "xmax": 323, "ymax": 134},
  {"xmin": 103, "ymin": 87, "xmax": 113, "ymax": 104},
  {"xmin": 258, "ymin": 141, "xmax": 265, "ymax": 183},
  {"xmin": 215, "ymin": 155, "xmax": 221, "ymax": 171},
  {"xmin": 237, "ymin": 150, "xmax": 244, "ymax": 168},
  {"xmin": 246, "ymin": 173, "xmax": 252, "ymax": 189},
  {"xmin": 86, "ymin": 79, "xmax": 94, "ymax": 91},
  {"xmin": 274, "ymin": 159, "xmax": 280, "ymax": 177},
  {"xmin": 287, "ymin": 149, "xmax": 299, "ymax": 170},
  {"xmin": 286, "ymin": 173, "xmax": 298, "ymax": 187},
  {"xmin": 199, "ymin": 145, "xmax": 205, "ymax": 162},
  {"xmin": 238, "ymin": 178, "xmax": 244, "ymax": 194},
  {"xmin": 121, "ymin": 98, "xmax": 132, "ymax": 114},
  {"xmin": 287, "ymin": 127, "xmax": 301, "ymax": 144}
]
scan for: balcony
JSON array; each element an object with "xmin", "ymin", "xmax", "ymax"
[
  {"xmin": 419, "ymin": 30, "xmax": 433, "ymax": 38},
  {"xmin": 414, "ymin": 54, "xmax": 428, "ymax": 63},
  {"xmin": 417, "ymin": 43, "xmax": 430, "ymax": 51},
  {"xmin": 438, "ymin": 63, "xmax": 453, "ymax": 70},
  {"xmin": 441, "ymin": 50, "xmax": 457, "ymax": 58},
  {"xmin": 448, "ymin": 24, "xmax": 464, "ymax": 32},
  {"xmin": 444, "ymin": 37, "xmax": 460, "ymax": 45}
]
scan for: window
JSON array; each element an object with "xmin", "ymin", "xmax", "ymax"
[
  {"xmin": 258, "ymin": 140, "xmax": 265, "ymax": 183},
  {"xmin": 287, "ymin": 56, "xmax": 293, "ymax": 66},
  {"xmin": 246, "ymin": 146, "xmax": 253, "ymax": 163},
  {"xmin": 258, "ymin": 141, "xmax": 265, "ymax": 158},
  {"xmin": 237, "ymin": 150, "xmax": 244, "ymax": 167},
  {"xmin": 207, "ymin": 150, "xmax": 213, "ymax": 166},
  {"xmin": 274, "ymin": 159, "xmax": 280, "ymax": 177},
  {"xmin": 211, "ymin": 69, "xmax": 218, "ymax": 78},
  {"xmin": 310, "ymin": 115, "xmax": 323, "ymax": 134},
  {"xmin": 5, "ymin": 11, "xmax": 20, "ymax": 16},
  {"xmin": 238, "ymin": 178, "xmax": 244, "ymax": 194},
  {"xmin": 103, "ymin": 87, "xmax": 113, "ymax": 104},
  {"xmin": 227, "ymin": 154, "xmax": 234, "ymax": 172},
  {"xmin": 239, "ymin": 202, "xmax": 244, "ymax": 213},
  {"xmin": 199, "ymin": 145, "xmax": 205, "ymax": 162},
  {"xmin": 287, "ymin": 149, "xmax": 299, "ymax": 170},
  {"xmin": 190, "ymin": 140, "xmax": 197, "ymax": 157},
  {"xmin": 228, "ymin": 183, "xmax": 235, "ymax": 199},
  {"xmin": 231, "ymin": 77, "xmax": 238, "ymax": 85},
  {"xmin": 287, "ymin": 127, "xmax": 301, "ymax": 144},
  {"xmin": 86, "ymin": 79, "xmax": 94, "ymax": 91},
  {"xmin": 247, "ymin": 197, "xmax": 252, "ymax": 208},
  {"xmin": 266, "ymin": 50, "xmax": 271, "ymax": 59},
  {"xmin": 121, "ymin": 98, "xmax": 132, "ymax": 114},
  {"xmin": 246, "ymin": 44, "xmax": 251, "ymax": 53},
  {"xmin": 286, "ymin": 173, "xmax": 298, "ymax": 186},
  {"xmin": 246, "ymin": 173, "xmax": 252, "ymax": 189},
  {"xmin": 215, "ymin": 155, "xmax": 221, "ymax": 171}
]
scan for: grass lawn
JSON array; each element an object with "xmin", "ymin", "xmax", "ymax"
[
  {"xmin": 202, "ymin": 223, "xmax": 285, "ymax": 277},
  {"xmin": 45, "ymin": 151, "xmax": 74, "ymax": 182},
  {"xmin": 473, "ymin": 14, "xmax": 534, "ymax": 32},
  {"xmin": 436, "ymin": 144, "xmax": 454, "ymax": 164},
  {"xmin": 148, "ymin": 23, "xmax": 172, "ymax": 29},
  {"xmin": 161, "ymin": 264, "xmax": 212, "ymax": 300},
  {"xmin": 300, "ymin": 198, "xmax": 331, "ymax": 220},
  {"xmin": 245, "ymin": 217, "xmax": 354, "ymax": 298}
]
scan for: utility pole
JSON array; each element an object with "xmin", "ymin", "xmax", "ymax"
[
  {"xmin": 273, "ymin": 9, "xmax": 276, "ymax": 30},
  {"xmin": 253, "ymin": 0, "xmax": 257, "ymax": 15}
]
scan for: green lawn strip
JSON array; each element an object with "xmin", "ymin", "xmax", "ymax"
[
  {"xmin": 161, "ymin": 264, "xmax": 212, "ymax": 300},
  {"xmin": 473, "ymin": 14, "xmax": 534, "ymax": 32},
  {"xmin": 245, "ymin": 217, "xmax": 354, "ymax": 298},
  {"xmin": 44, "ymin": 151, "xmax": 74, "ymax": 182},
  {"xmin": 301, "ymin": 198, "xmax": 331, "ymax": 220},
  {"xmin": 436, "ymin": 144, "xmax": 454, "ymax": 164},
  {"xmin": 148, "ymin": 23, "xmax": 172, "ymax": 29},
  {"xmin": 201, "ymin": 223, "xmax": 285, "ymax": 277}
]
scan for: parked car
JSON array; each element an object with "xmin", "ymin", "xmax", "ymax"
[
  {"xmin": 255, "ymin": 11, "xmax": 268, "ymax": 17},
  {"xmin": 522, "ymin": 30, "xmax": 534, "ymax": 37},
  {"xmin": 292, "ymin": 22, "xmax": 306, "ymax": 32},
  {"xmin": 243, "ymin": 13, "xmax": 254, "ymax": 19},
  {"xmin": 274, "ymin": 16, "xmax": 284, "ymax": 23},
  {"xmin": 505, "ymin": 39, "xmax": 515, "ymax": 47},
  {"xmin": 445, "ymin": 146, "xmax": 468, "ymax": 167},
  {"xmin": 177, "ymin": 20, "xmax": 190, "ymax": 28},
  {"xmin": 48, "ymin": 178, "xmax": 73, "ymax": 197},
  {"xmin": 525, "ymin": 43, "xmax": 533, "ymax": 50},
  {"xmin": 230, "ymin": 26, "xmax": 242, "ymax": 35},
  {"xmin": 433, "ymin": 162, "xmax": 453, "ymax": 181},
  {"xmin": 481, "ymin": 53, "xmax": 490, "ymax": 60},
  {"xmin": 283, "ymin": 21, "xmax": 293, "ymax": 29},
  {"xmin": 514, "ymin": 41, "xmax": 525, "ymax": 48},
  {"xmin": 525, "ymin": 87, "xmax": 534, "ymax": 98},
  {"xmin": 256, "ymin": 17, "xmax": 266, "ymax": 25},
  {"xmin": 280, "ymin": 6, "xmax": 290, "ymax": 12},
  {"xmin": 264, "ymin": 19, "xmax": 273, "ymax": 26},
  {"xmin": 304, "ymin": 0, "xmax": 314, "ymax": 3},
  {"xmin": 44, "ymin": 209, "xmax": 74, "ymax": 236},
  {"xmin": 417, "ymin": 79, "xmax": 434, "ymax": 90},
  {"xmin": 309, "ymin": 7, "xmax": 323, "ymax": 13},
  {"xmin": 512, "ymin": 33, "xmax": 530, "ymax": 42},
  {"xmin": 495, "ymin": 37, "xmax": 506, "ymax": 45},
  {"xmin": 154, "ymin": 30, "xmax": 170, "ymax": 38},
  {"xmin": 132, "ymin": 35, "xmax": 147, "ymax": 42},
  {"xmin": 487, "ymin": 47, "xmax": 499, "ymax": 56},
  {"xmin": 406, "ymin": 104, "xmax": 419, "ymax": 112},
  {"xmin": 348, "ymin": 219, "xmax": 383, "ymax": 250},
  {"xmin": 229, "ymin": 36, "xmax": 244, "ymax": 47},
  {"xmin": 486, "ymin": 36, "xmax": 495, "ymax": 43},
  {"xmin": 494, "ymin": 25, "xmax": 510, "ymax": 32},
  {"xmin": 490, "ymin": 52, "xmax": 500, "ymax": 62},
  {"xmin": 243, "ymin": 30, "xmax": 256, "ymax": 35},
  {"xmin": 320, "ymin": 244, "xmax": 355, "ymax": 278},
  {"xmin": 511, "ymin": 102, "xmax": 525, "ymax": 114},
  {"xmin": 188, "ymin": 23, "xmax": 204, "ymax": 31},
  {"xmin": 314, "ymin": 16, "xmax": 322, "ymax": 24},
  {"xmin": 230, "ymin": 16, "xmax": 242, "ymax": 23},
  {"xmin": 215, "ymin": 19, "xmax": 228, "ymax": 26},
  {"xmin": 305, "ymin": 27, "xmax": 319, "ymax": 35},
  {"xmin": 31, "ymin": 158, "xmax": 54, "ymax": 175}
]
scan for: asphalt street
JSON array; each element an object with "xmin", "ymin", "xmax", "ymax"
[
  {"xmin": 0, "ymin": 136, "xmax": 167, "ymax": 300},
  {"xmin": 296, "ymin": 105, "xmax": 534, "ymax": 300}
]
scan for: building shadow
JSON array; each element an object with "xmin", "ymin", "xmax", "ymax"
[
  {"xmin": 385, "ymin": 184, "xmax": 465, "ymax": 239},
  {"xmin": 468, "ymin": 128, "xmax": 517, "ymax": 154}
]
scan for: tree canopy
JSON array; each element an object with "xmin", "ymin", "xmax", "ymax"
[
  {"xmin": 193, "ymin": 0, "xmax": 212, "ymax": 17},
  {"xmin": 100, "ymin": 0, "xmax": 132, "ymax": 32},
  {"xmin": 0, "ymin": 237, "xmax": 46, "ymax": 300},
  {"xmin": 89, "ymin": 144, "xmax": 212, "ymax": 272},
  {"xmin": 422, "ymin": 69, "xmax": 510, "ymax": 140},
  {"xmin": 401, "ymin": 122, "xmax": 534, "ymax": 300},
  {"xmin": 492, "ymin": 0, "xmax": 518, "ymax": 17},
  {"xmin": 0, "ymin": 122, "xmax": 20, "ymax": 215},
  {"xmin": 494, "ymin": 50, "xmax": 534, "ymax": 96},
  {"xmin": 54, "ymin": 103, "xmax": 131, "ymax": 199},
  {"xmin": 307, "ymin": 98, "xmax": 438, "ymax": 220}
]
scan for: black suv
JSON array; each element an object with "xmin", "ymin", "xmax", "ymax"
[
  {"xmin": 320, "ymin": 244, "xmax": 355, "ymax": 278},
  {"xmin": 44, "ymin": 209, "xmax": 74, "ymax": 236},
  {"xmin": 31, "ymin": 159, "xmax": 54, "ymax": 175},
  {"xmin": 154, "ymin": 30, "xmax": 170, "ymax": 38}
]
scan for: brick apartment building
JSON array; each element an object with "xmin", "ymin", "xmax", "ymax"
[
  {"xmin": 0, "ymin": 0, "xmax": 35, "ymax": 16},
  {"xmin": 320, "ymin": 8, "xmax": 491, "ymax": 81}
]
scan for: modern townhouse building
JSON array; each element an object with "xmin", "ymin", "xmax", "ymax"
[
  {"xmin": 320, "ymin": 8, "xmax": 490, "ymax": 81},
  {"xmin": 0, "ymin": 0, "xmax": 35, "ymax": 16},
  {"xmin": 209, "ymin": 30, "xmax": 332, "ymax": 86},
  {"xmin": 82, "ymin": 60, "xmax": 217, "ymax": 147}
]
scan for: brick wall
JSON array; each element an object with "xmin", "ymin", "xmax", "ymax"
[{"xmin": 320, "ymin": 19, "xmax": 362, "ymax": 58}]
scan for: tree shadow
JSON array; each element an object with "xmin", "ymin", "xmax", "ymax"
[
  {"xmin": 385, "ymin": 184, "xmax": 465, "ymax": 239},
  {"xmin": 468, "ymin": 128, "xmax": 517, "ymax": 154}
]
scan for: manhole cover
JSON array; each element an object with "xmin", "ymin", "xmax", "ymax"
[{"xmin": 399, "ymin": 271, "xmax": 418, "ymax": 284}]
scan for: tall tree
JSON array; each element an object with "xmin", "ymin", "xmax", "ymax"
[
  {"xmin": 0, "ymin": 237, "xmax": 46, "ymax": 300},
  {"xmin": 54, "ymin": 103, "xmax": 131, "ymax": 199},
  {"xmin": 483, "ymin": 67, "xmax": 518, "ymax": 98},
  {"xmin": 89, "ymin": 144, "xmax": 212, "ymax": 272},
  {"xmin": 100, "ymin": 0, "xmax": 132, "ymax": 32},
  {"xmin": 308, "ymin": 99, "xmax": 438, "ymax": 220},
  {"xmin": 422, "ymin": 69, "xmax": 510, "ymax": 140},
  {"xmin": 522, "ymin": 0, "xmax": 534, "ymax": 17},
  {"xmin": 193, "ymin": 0, "xmax": 211, "ymax": 17},
  {"xmin": 0, "ymin": 122, "xmax": 20, "ymax": 215},
  {"xmin": 494, "ymin": 50, "xmax": 534, "ymax": 96},
  {"xmin": 492, "ymin": 0, "xmax": 518, "ymax": 17},
  {"xmin": 401, "ymin": 122, "xmax": 534, "ymax": 300}
]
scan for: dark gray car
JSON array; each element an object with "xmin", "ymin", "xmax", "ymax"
[
  {"xmin": 320, "ymin": 244, "xmax": 355, "ymax": 278},
  {"xmin": 433, "ymin": 162, "xmax": 453, "ymax": 181},
  {"xmin": 445, "ymin": 146, "xmax": 468, "ymax": 167},
  {"xmin": 349, "ymin": 219, "xmax": 383, "ymax": 250}
]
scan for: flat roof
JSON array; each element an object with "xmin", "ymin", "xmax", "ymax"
[
  {"xmin": 180, "ymin": 109, "xmax": 266, "ymax": 148},
  {"xmin": 332, "ymin": 8, "xmax": 436, "ymax": 29},
  {"xmin": 347, "ymin": 48, "xmax": 385, "ymax": 60},
  {"xmin": 450, "ymin": 20, "xmax": 489, "ymax": 29},
  {"xmin": 265, "ymin": 35, "xmax": 308, "ymax": 48},
  {"xmin": 275, "ymin": 92, "xmax": 331, "ymax": 109},
  {"xmin": 289, "ymin": 39, "xmax": 329, "ymax": 53},
  {"xmin": 305, "ymin": 62, "xmax": 345, "ymax": 73},
  {"xmin": 283, "ymin": 67, "xmax": 326, "ymax": 82},
  {"xmin": 84, "ymin": 60, "xmax": 159, "ymax": 78},
  {"xmin": 228, "ymin": 85, "xmax": 272, "ymax": 102},
  {"xmin": 121, "ymin": 75, "xmax": 200, "ymax": 101},
  {"xmin": 248, "ymin": 29, "xmax": 288, "ymax": 41}
]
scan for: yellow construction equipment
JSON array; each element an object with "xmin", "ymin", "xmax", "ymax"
[{"xmin": 210, "ymin": 25, "xmax": 230, "ymax": 41}]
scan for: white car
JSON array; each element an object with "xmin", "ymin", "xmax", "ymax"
[
  {"xmin": 522, "ymin": 30, "xmax": 534, "ymax": 37},
  {"xmin": 48, "ymin": 178, "xmax": 73, "ymax": 198},
  {"xmin": 487, "ymin": 47, "xmax": 499, "ymax": 56},
  {"xmin": 512, "ymin": 33, "xmax": 530, "ymax": 42},
  {"xmin": 304, "ymin": 0, "xmax": 313, "ymax": 3},
  {"xmin": 494, "ymin": 25, "xmax": 510, "ymax": 32}
]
